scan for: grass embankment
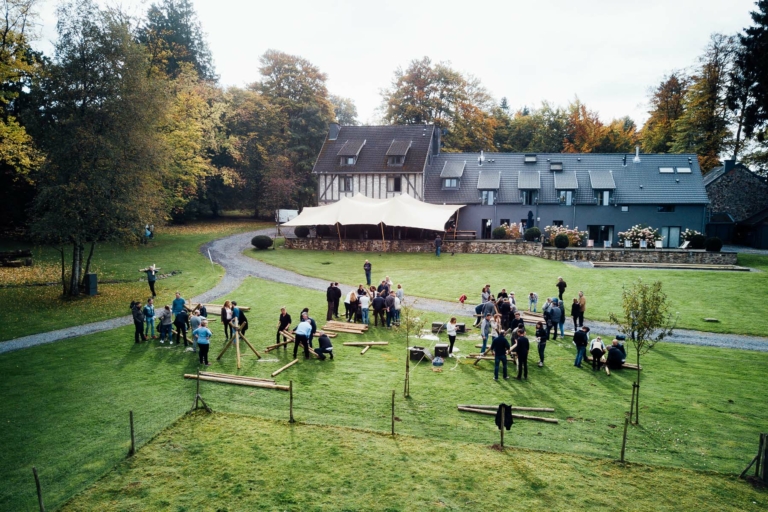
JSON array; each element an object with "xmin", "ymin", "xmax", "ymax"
[
  {"xmin": 1, "ymin": 277, "xmax": 766, "ymax": 510},
  {"xmin": 248, "ymin": 241, "xmax": 768, "ymax": 337},
  {"xmin": 0, "ymin": 220, "xmax": 269, "ymax": 340},
  {"xmin": 61, "ymin": 413, "xmax": 767, "ymax": 512}
]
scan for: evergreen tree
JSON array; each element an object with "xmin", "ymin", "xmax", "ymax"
[
  {"xmin": 734, "ymin": 0, "xmax": 768, "ymax": 142},
  {"xmin": 641, "ymin": 72, "xmax": 689, "ymax": 153}
]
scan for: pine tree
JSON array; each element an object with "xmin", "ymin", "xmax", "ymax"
[{"xmin": 641, "ymin": 72, "xmax": 689, "ymax": 153}]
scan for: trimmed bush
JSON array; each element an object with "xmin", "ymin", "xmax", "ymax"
[
  {"xmin": 492, "ymin": 226, "xmax": 507, "ymax": 239},
  {"xmin": 689, "ymin": 234, "xmax": 707, "ymax": 250},
  {"xmin": 524, "ymin": 227, "xmax": 541, "ymax": 241},
  {"xmin": 294, "ymin": 226, "xmax": 310, "ymax": 238},
  {"xmin": 705, "ymin": 236, "xmax": 723, "ymax": 252},
  {"xmin": 554, "ymin": 233, "xmax": 570, "ymax": 249},
  {"xmin": 251, "ymin": 235, "xmax": 274, "ymax": 250}
]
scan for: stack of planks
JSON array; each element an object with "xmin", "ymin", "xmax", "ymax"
[
  {"xmin": 322, "ymin": 321, "xmax": 368, "ymax": 334},
  {"xmin": 457, "ymin": 404, "xmax": 558, "ymax": 424},
  {"xmin": 184, "ymin": 372, "xmax": 288, "ymax": 391}
]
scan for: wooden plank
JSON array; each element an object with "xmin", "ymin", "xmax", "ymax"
[
  {"xmin": 457, "ymin": 405, "xmax": 555, "ymax": 412},
  {"xmin": 183, "ymin": 373, "xmax": 289, "ymax": 391},
  {"xmin": 264, "ymin": 340, "xmax": 293, "ymax": 352},
  {"xmin": 361, "ymin": 345, "xmax": 371, "ymax": 355},
  {"xmin": 199, "ymin": 372, "xmax": 274, "ymax": 383},
  {"xmin": 271, "ymin": 359, "xmax": 299, "ymax": 377},
  {"xmin": 342, "ymin": 342, "xmax": 389, "ymax": 347},
  {"xmin": 457, "ymin": 407, "xmax": 559, "ymax": 424}
]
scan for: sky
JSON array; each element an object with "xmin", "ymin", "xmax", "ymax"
[{"xmin": 34, "ymin": 0, "xmax": 758, "ymax": 126}]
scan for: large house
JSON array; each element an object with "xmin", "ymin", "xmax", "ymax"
[{"xmin": 313, "ymin": 124, "xmax": 709, "ymax": 246}]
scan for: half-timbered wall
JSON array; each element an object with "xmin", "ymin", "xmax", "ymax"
[{"xmin": 317, "ymin": 173, "xmax": 424, "ymax": 204}]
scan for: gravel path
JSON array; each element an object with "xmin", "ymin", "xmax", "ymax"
[{"xmin": 3, "ymin": 228, "xmax": 768, "ymax": 354}]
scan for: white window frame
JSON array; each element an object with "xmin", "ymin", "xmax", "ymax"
[
  {"xmin": 558, "ymin": 190, "xmax": 573, "ymax": 206},
  {"xmin": 443, "ymin": 178, "xmax": 458, "ymax": 189},
  {"xmin": 481, "ymin": 190, "xmax": 496, "ymax": 206},
  {"xmin": 387, "ymin": 176, "xmax": 402, "ymax": 193}
]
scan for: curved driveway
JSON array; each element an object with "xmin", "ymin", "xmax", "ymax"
[{"xmin": 3, "ymin": 228, "xmax": 767, "ymax": 354}]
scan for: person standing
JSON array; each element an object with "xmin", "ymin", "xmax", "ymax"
[
  {"xmin": 547, "ymin": 299, "xmax": 562, "ymax": 340},
  {"xmin": 435, "ymin": 234, "xmax": 442, "ymax": 257},
  {"xmin": 293, "ymin": 315, "xmax": 313, "ymax": 359},
  {"xmin": 491, "ymin": 331, "xmax": 511, "ymax": 380},
  {"xmin": 577, "ymin": 291, "xmax": 586, "ymax": 328},
  {"xmin": 363, "ymin": 259, "xmax": 372, "ymax": 286},
  {"xmin": 348, "ymin": 292, "xmax": 359, "ymax": 323},
  {"xmin": 480, "ymin": 313, "xmax": 493, "ymax": 353},
  {"xmin": 512, "ymin": 328, "xmax": 530, "ymax": 380},
  {"xmin": 143, "ymin": 298, "xmax": 156, "ymax": 339},
  {"xmin": 498, "ymin": 298, "xmax": 511, "ymax": 331},
  {"xmin": 385, "ymin": 291, "xmax": 396, "ymax": 328},
  {"xmin": 359, "ymin": 292, "xmax": 370, "ymax": 325},
  {"xmin": 528, "ymin": 292, "xmax": 538, "ymax": 313},
  {"xmin": 573, "ymin": 326, "xmax": 589, "ymax": 368},
  {"xmin": 131, "ymin": 300, "xmax": 146, "ymax": 344},
  {"xmin": 556, "ymin": 277, "xmax": 567, "ymax": 301},
  {"xmin": 192, "ymin": 319, "xmax": 212, "ymax": 366},
  {"xmin": 158, "ymin": 305, "xmax": 173, "ymax": 344},
  {"xmin": 344, "ymin": 290, "xmax": 353, "ymax": 321},
  {"xmin": 589, "ymin": 336, "xmax": 606, "ymax": 371},
  {"xmin": 189, "ymin": 310, "xmax": 202, "ymax": 352},
  {"xmin": 174, "ymin": 307, "xmax": 190, "ymax": 347},
  {"xmin": 372, "ymin": 292, "xmax": 386, "ymax": 327},
  {"xmin": 316, "ymin": 333, "xmax": 334, "ymax": 360},
  {"xmin": 301, "ymin": 308, "xmax": 317, "ymax": 347},
  {"xmin": 144, "ymin": 265, "xmax": 158, "ymax": 297},
  {"xmin": 276, "ymin": 307, "xmax": 292, "ymax": 345},
  {"xmin": 171, "ymin": 292, "xmax": 186, "ymax": 320},
  {"xmin": 326, "ymin": 282, "xmax": 335, "ymax": 321},
  {"xmin": 570, "ymin": 298, "xmax": 580, "ymax": 332},
  {"xmin": 446, "ymin": 318, "xmax": 458, "ymax": 355},
  {"xmin": 558, "ymin": 299, "xmax": 566, "ymax": 338},
  {"xmin": 332, "ymin": 283, "xmax": 342, "ymax": 319},
  {"xmin": 535, "ymin": 321, "xmax": 549, "ymax": 367},
  {"xmin": 221, "ymin": 300, "xmax": 233, "ymax": 340},
  {"xmin": 395, "ymin": 284, "xmax": 404, "ymax": 324},
  {"xmin": 377, "ymin": 280, "xmax": 389, "ymax": 297}
]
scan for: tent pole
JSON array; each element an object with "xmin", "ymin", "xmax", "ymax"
[
  {"xmin": 337, "ymin": 223, "xmax": 342, "ymax": 247},
  {"xmin": 454, "ymin": 208, "xmax": 460, "ymax": 240},
  {"xmin": 380, "ymin": 222, "xmax": 386, "ymax": 252}
]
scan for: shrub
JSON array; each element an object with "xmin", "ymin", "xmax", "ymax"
[
  {"xmin": 617, "ymin": 224, "xmax": 662, "ymax": 248},
  {"xmin": 705, "ymin": 236, "xmax": 723, "ymax": 252},
  {"xmin": 681, "ymin": 228, "xmax": 703, "ymax": 242},
  {"xmin": 294, "ymin": 226, "xmax": 310, "ymax": 238},
  {"xmin": 554, "ymin": 233, "xmax": 570, "ymax": 249},
  {"xmin": 524, "ymin": 227, "xmax": 541, "ymax": 241},
  {"xmin": 492, "ymin": 226, "xmax": 507, "ymax": 240},
  {"xmin": 689, "ymin": 234, "xmax": 706, "ymax": 250},
  {"xmin": 544, "ymin": 225, "xmax": 587, "ymax": 246},
  {"xmin": 251, "ymin": 235, "xmax": 274, "ymax": 250}
]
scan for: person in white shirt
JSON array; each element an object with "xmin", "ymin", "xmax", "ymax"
[
  {"xmin": 589, "ymin": 336, "xmax": 606, "ymax": 371},
  {"xmin": 446, "ymin": 317, "xmax": 458, "ymax": 355},
  {"xmin": 344, "ymin": 291, "xmax": 353, "ymax": 321},
  {"xmin": 359, "ymin": 293, "xmax": 371, "ymax": 325}
]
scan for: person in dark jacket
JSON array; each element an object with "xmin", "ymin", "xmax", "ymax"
[
  {"xmin": 547, "ymin": 298, "xmax": 562, "ymax": 340},
  {"xmin": 535, "ymin": 320, "xmax": 549, "ymax": 367},
  {"xmin": 556, "ymin": 277, "xmax": 567, "ymax": 300},
  {"xmin": 508, "ymin": 311, "xmax": 525, "ymax": 341},
  {"xmin": 372, "ymin": 293, "xmax": 386, "ymax": 327},
  {"xmin": 490, "ymin": 332, "xmax": 511, "ymax": 380},
  {"xmin": 511, "ymin": 328, "xmax": 530, "ymax": 380},
  {"xmin": 606, "ymin": 339, "xmax": 626, "ymax": 369},
  {"xmin": 326, "ymin": 283, "xmax": 335, "ymax": 321},
  {"xmin": 276, "ymin": 307, "xmax": 292, "ymax": 345},
  {"xmin": 570, "ymin": 298, "xmax": 581, "ymax": 332},
  {"xmin": 498, "ymin": 299, "xmax": 512, "ymax": 330},
  {"xmin": 332, "ymin": 283, "xmax": 342, "ymax": 318},
  {"xmin": 131, "ymin": 300, "xmax": 146, "ymax": 343},
  {"xmin": 385, "ymin": 291, "xmax": 397, "ymax": 328},
  {"xmin": 316, "ymin": 333, "xmax": 334, "ymax": 360},
  {"xmin": 572, "ymin": 326, "xmax": 590, "ymax": 367},
  {"xmin": 377, "ymin": 280, "xmax": 389, "ymax": 297},
  {"xmin": 363, "ymin": 260, "xmax": 372, "ymax": 286},
  {"xmin": 174, "ymin": 308, "xmax": 190, "ymax": 346},
  {"xmin": 301, "ymin": 308, "xmax": 317, "ymax": 347},
  {"xmin": 435, "ymin": 235, "xmax": 442, "ymax": 256},
  {"xmin": 557, "ymin": 299, "xmax": 566, "ymax": 338}
]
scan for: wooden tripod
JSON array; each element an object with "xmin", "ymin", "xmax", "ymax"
[{"xmin": 216, "ymin": 318, "xmax": 261, "ymax": 369}]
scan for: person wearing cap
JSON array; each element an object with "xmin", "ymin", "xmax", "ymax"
[
  {"xmin": 276, "ymin": 307, "xmax": 292, "ymax": 346},
  {"xmin": 192, "ymin": 319, "xmax": 212, "ymax": 365},
  {"xmin": 606, "ymin": 339, "xmax": 626, "ymax": 370},
  {"xmin": 572, "ymin": 326, "xmax": 590, "ymax": 368}
]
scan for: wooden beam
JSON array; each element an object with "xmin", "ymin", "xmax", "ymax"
[
  {"xmin": 271, "ymin": 359, "xmax": 299, "ymax": 377},
  {"xmin": 199, "ymin": 372, "xmax": 274, "ymax": 383},
  {"xmin": 361, "ymin": 345, "xmax": 371, "ymax": 355},
  {"xmin": 342, "ymin": 342, "xmax": 389, "ymax": 347},
  {"xmin": 457, "ymin": 405, "xmax": 555, "ymax": 412},
  {"xmin": 457, "ymin": 406, "xmax": 558, "ymax": 424},
  {"xmin": 184, "ymin": 374, "xmax": 289, "ymax": 391}
]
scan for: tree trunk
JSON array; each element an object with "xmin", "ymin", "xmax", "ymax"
[
  {"xmin": 81, "ymin": 241, "xmax": 96, "ymax": 287},
  {"xmin": 59, "ymin": 247, "xmax": 68, "ymax": 296},
  {"xmin": 635, "ymin": 351, "xmax": 641, "ymax": 425},
  {"xmin": 69, "ymin": 242, "xmax": 81, "ymax": 297},
  {"xmin": 77, "ymin": 242, "xmax": 85, "ymax": 290}
]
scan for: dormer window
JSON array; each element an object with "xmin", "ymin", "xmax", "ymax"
[
  {"xmin": 340, "ymin": 156, "xmax": 356, "ymax": 166},
  {"xmin": 558, "ymin": 190, "xmax": 573, "ymax": 206},
  {"xmin": 550, "ymin": 161, "xmax": 563, "ymax": 171},
  {"xmin": 386, "ymin": 140, "xmax": 411, "ymax": 167},
  {"xmin": 524, "ymin": 154, "xmax": 537, "ymax": 163},
  {"xmin": 443, "ymin": 178, "xmax": 459, "ymax": 189},
  {"xmin": 388, "ymin": 155, "xmax": 404, "ymax": 166},
  {"xmin": 337, "ymin": 139, "xmax": 366, "ymax": 167},
  {"xmin": 481, "ymin": 190, "xmax": 496, "ymax": 205},
  {"xmin": 595, "ymin": 190, "xmax": 612, "ymax": 206}
]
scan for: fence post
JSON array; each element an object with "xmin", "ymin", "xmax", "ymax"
[
  {"xmin": 404, "ymin": 351, "xmax": 410, "ymax": 398},
  {"xmin": 194, "ymin": 369, "xmax": 201, "ymax": 411},
  {"xmin": 500, "ymin": 420, "xmax": 504, "ymax": 449},
  {"xmin": 289, "ymin": 380, "xmax": 295, "ymax": 423},
  {"xmin": 129, "ymin": 410, "xmax": 136, "ymax": 457},
  {"xmin": 391, "ymin": 390, "xmax": 395, "ymax": 436},
  {"xmin": 32, "ymin": 466, "xmax": 45, "ymax": 512},
  {"xmin": 629, "ymin": 383, "xmax": 637, "ymax": 424},
  {"xmin": 620, "ymin": 415, "xmax": 629, "ymax": 462},
  {"xmin": 761, "ymin": 433, "xmax": 768, "ymax": 483}
]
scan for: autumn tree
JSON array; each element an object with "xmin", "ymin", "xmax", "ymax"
[
  {"xmin": 330, "ymin": 94, "xmax": 359, "ymax": 125},
  {"xmin": 563, "ymin": 99, "xmax": 637, "ymax": 153},
  {"xmin": 641, "ymin": 72, "xmax": 689, "ymax": 153},
  {"xmin": 609, "ymin": 279, "xmax": 676, "ymax": 425},
  {"xmin": 29, "ymin": 0, "xmax": 170, "ymax": 296},
  {"xmin": 137, "ymin": 0, "xmax": 216, "ymax": 81}
]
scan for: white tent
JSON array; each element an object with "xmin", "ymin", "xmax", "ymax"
[{"xmin": 282, "ymin": 194, "xmax": 463, "ymax": 232}]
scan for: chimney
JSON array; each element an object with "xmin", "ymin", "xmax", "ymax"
[
  {"xmin": 328, "ymin": 122, "xmax": 340, "ymax": 141},
  {"xmin": 723, "ymin": 159, "xmax": 736, "ymax": 173},
  {"xmin": 478, "ymin": 150, "xmax": 485, "ymax": 166},
  {"xmin": 633, "ymin": 146, "xmax": 641, "ymax": 164}
]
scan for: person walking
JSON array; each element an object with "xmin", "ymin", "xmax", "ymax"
[
  {"xmin": 577, "ymin": 291, "xmax": 587, "ymax": 328},
  {"xmin": 276, "ymin": 307, "xmax": 292, "ymax": 346},
  {"xmin": 446, "ymin": 317, "xmax": 458, "ymax": 355},
  {"xmin": 359, "ymin": 292, "xmax": 370, "ymax": 325},
  {"xmin": 589, "ymin": 336, "xmax": 606, "ymax": 371},
  {"xmin": 512, "ymin": 328, "xmax": 530, "ymax": 380},
  {"xmin": 535, "ymin": 321, "xmax": 549, "ymax": 367},
  {"xmin": 491, "ymin": 331, "xmax": 511, "ymax": 380},
  {"xmin": 131, "ymin": 300, "xmax": 146, "ymax": 343},
  {"xmin": 435, "ymin": 234, "xmax": 442, "ymax": 257},
  {"xmin": 363, "ymin": 259, "xmax": 372, "ymax": 286},
  {"xmin": 158, "ymin": 305, "xmax": 173, "ymax": 344},
  {"xmin": 573, "ymin": 326, "xmax": 589, "ymax": 368},
  {"xmin": 571, "ymin": 298, "xmax": 581, "ymax": 332},
  {"xmin": 143, "ymin": 298, "xmax": 156, "ymax": 339},
  {"xmin": 192, "ymin": 319, "xmax": 212, "ymax": 366},
  {"xmin": 326, "ymin": 283, "xmax": 335, "ymax": 321},
  {"xmin": 144, "ymin": 265, "xmax": 158, "ymax": 297},
  {"xmin": 556, "ymin": 277, "xmax": 567, "ymax": 301},
  {"xmin": 174, "ymin": 307, "xmax": 190, "ymax": 347}
]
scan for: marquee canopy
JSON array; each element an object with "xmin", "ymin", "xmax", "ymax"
[{"xmin": 282, "ymin": 194, "xmax": 464, "ymax": 232}]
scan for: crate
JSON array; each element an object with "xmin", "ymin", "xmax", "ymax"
[{"xmin": 434, "ymin": 344, "xmax": 449, "ymax": 358}]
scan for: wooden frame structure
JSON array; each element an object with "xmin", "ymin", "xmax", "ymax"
[{"xmin": 216, "ymin": 318, "xmax": 261, "ymax": 369}]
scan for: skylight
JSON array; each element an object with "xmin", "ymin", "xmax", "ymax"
[
  {"xmin": 659, "ymin": 167, "xmax": 674, "ymax": 173},
  {"xmin": 524, "ymin": 154, "xmax": 537, "ymax": 163},
  {"xmin": 676, "ymin": 167, "xmax": 691, "ymax": 173}
]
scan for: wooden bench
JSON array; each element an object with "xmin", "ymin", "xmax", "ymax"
[{"xmin": 449, "ymin": 230, "xmax": 477, "ymax": 240}]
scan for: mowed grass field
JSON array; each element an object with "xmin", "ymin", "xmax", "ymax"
[
  {"xmin": 248, "ymin": 241, "xmax": 768, "ymax": 337},
  {"xmin": 2, "ymin": 277, "xmax": 766, "ymax": 510},
  {"xmin": 0, "ymin": 220, "xmax": 270, "ymax": 340},
  {"xmin": 60, "ymin": 413, "xmax": 768, "ymax": 512}
]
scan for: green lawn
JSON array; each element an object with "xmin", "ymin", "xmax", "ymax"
[
  {"xmin": 248, "ymin": 240, "xmax": 768, "ymax": 337},
  {"xmin": 0, "ymin": 220, "xmax": 269, "ymax": 340},
  {"xmin": 1, "ymin": 277, "xmax": 766, "ymax": 510},
  {"xmin": 61, "ymin": 413, "xmax": 767, "ymax": 512}
]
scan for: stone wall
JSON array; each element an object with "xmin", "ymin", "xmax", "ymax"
[
  {"xmin": 707, "ymin": 167, "xmax": 768, "ymax": 222},
  {"xmin": 541, "ymin": 247, "xmax": 738, "ymax": 265},
  {"xmin": 283, "ymin": 237, "xmax": 737, "ymax": 264}
]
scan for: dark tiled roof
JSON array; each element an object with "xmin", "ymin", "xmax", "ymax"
[
  {"xmin": 589, "ymin": 170, "xmax": 616, "ymax": 190},
  {"xmin": 314, "ymin": 125, "xmax": 435, "ymax": 175},
  {"xmin": 386, "ymin": 140, "xmax": 412, "ymax": 157},
  {"xmin": 440, "ymin": 160, "xmax": 466, "ymax": 178},
  {"xmin": 518, "ymin": 171, "xmax": 541, "ymax": 189},
  {"xmin": 337, "ymin": 139, "xmax": 366, "ymax": 157},
  {"xmin": 477, "ymin": 171, "xmax": 501, "ymax": 189},
  {"xmin": 424, "ymin": 152, "xmax": 709, "ymax": 205},
  {"xmin": 553, "ymin": 171, "xmax": 578, "ymax": 189}
]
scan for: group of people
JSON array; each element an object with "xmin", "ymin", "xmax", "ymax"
[
  {"xmin": 325, "ymin": 265, "xmax": 406, "ymax": 329},
  {"xmin": 275, "ymin": 306, "xmax": 334, "ymax": 361}
]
